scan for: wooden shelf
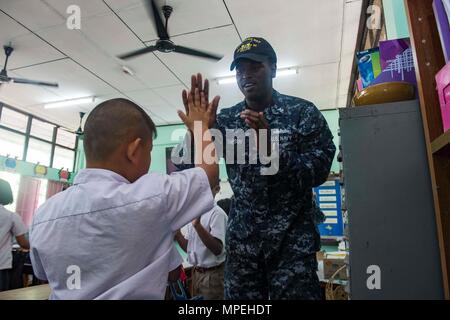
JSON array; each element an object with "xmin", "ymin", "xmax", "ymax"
[
  {"xmin": 432, "ymin": 130, "xmax": 450, "ymax": 155},
  {"xmin": 406, "ymin": 0, "xmax": 450, "ymax": 299}
]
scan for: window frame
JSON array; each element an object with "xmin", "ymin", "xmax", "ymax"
[{"xmin": 0, "ymin": 103, "xmax": 79, "ymax": 172}]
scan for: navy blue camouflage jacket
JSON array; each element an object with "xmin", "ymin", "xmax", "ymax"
[{"xmin": 176, "ymin": 90, "xmax": 336, "ymax": 259}]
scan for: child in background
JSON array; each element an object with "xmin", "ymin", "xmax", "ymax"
[
  {"xmin": 175, "ymin": 183, "xmax": 228, "ymax": 300},
  {"xmin": 0, "ymin": 179, "xmax": 30, "ymax": 291}
]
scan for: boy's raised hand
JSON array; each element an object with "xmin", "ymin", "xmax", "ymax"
[
  {"xmin": 178, "ymin": 74, "xmax": 220, "ymax": 188},
  {"xmin": 178, "ymin": 88, "xmax": 217, "ymax": 132},
  {"xmin": 182, "ymin": 73, "xmax": 220, "ymax": 129}
]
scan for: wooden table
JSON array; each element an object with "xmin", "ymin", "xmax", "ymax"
[{"xmin": 0, "ymin": 284, "xmax": 51, "ymax": 300}]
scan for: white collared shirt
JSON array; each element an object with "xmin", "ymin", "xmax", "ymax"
[
  {"xmin": 0, "ymin": 206, "xmax": 27, "ymax": 270},
  {"xmin": 30, "ymin": 167, "xmax": 213, "ymax": 300},
  {"xmin": 185, "ymin": 205, "xmax": 228, "ymax": 268}
]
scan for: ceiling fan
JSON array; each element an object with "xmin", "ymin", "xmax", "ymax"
[
  {"xmin": 0, "ymin": 45, "xmax": 59, "ymax": 88},
  {"xmin": 53, "ymin": 112, "xmax": 85, "ymax": 138},
  {"xmin": 118, "ymin": 0, "xmax": 223, "ymax": 61},
  {"xmin": 75, "ymin": 112, "xmax": 86, "ymax": 136}
]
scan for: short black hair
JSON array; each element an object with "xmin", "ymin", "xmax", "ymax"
[
  {"xmin": 83, "ymin": 98, "xmax": 157, "ymax": 162},
  {"xmin": 0, "ymin": 178, "xmax": 13, "ymax": 205}
]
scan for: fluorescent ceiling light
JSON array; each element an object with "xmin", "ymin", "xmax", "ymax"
[
  {"xmin": 216, "ymin": 67, "xmax": 299, "ymax": 85},
  {"xmin": 44, "ymin": 97, "xmax": 95, "ymax": 109},
  {"xmin": 276, "ymin": 68, "xmax": 298, "ymax": 77}
]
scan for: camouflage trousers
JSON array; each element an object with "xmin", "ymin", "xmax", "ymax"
[{"xmin": 224, "ymin": 244, "xmax": 321, "ymax": 300}]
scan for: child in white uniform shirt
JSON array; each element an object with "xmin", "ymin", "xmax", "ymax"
[
  {"xmin": 0, "ymin": 179, "xmax": 30, "ymax": 291},
  {"xmin": 30, "ymin": 86, "xmax": 219, "ymax": 299},
  {"xmin": 175, "ymin": 183, "xmax": 228, "ymax": 300}
]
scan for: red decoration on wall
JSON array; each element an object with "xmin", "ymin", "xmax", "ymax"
[{"xmin": 59, "ymin": 169, "xmax": 71, "ymax": 182}]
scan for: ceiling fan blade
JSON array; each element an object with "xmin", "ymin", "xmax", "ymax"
[
  {"xmin": 118, "ymin": 45, "xmax": 158, "ymax": 60},
  {"xmin": 10, "ymin": 77, "xmax": 59, "ymax": 88},
  {"xmin": 144, "ymin": 0, "xmax": 170, "ymax": 40},
  {"xmin": 173, "ymin": 45, "xmax": 224, "ymax": 61}
]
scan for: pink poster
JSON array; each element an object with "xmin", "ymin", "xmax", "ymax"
[{"xmin": 436, "ymin": 62, "xmax": 450, "ymax": 132}]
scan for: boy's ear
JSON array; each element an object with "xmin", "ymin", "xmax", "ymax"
[{"xmin": 127, "ymin": 138, "xmax": 142, "ymax": 163}]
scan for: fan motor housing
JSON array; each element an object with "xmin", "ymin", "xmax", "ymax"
[{"xmin": 156, "ymin": 39, "xmax": 175, "ymax": 53}]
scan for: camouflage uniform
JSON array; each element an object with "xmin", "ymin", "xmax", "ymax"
[{"xmin": 176, "ymin": 90, "xmax": 336, "ymax": 299}]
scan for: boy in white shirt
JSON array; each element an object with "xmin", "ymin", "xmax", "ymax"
[
  {"xmin": 30, "ymin": 86, "xmax": 219, "ymax": 299},
  {"xmin": 175, "ymin": 183, "xmax": 228, "ymax": 300}
]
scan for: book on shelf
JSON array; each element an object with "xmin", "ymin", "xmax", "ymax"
[{"xmin": 433, "ymin": 0, "xmax": 450, "ymax": 62}]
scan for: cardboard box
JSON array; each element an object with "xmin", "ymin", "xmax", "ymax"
[
  {"xmin": 323, "ymin": 258, "xmax": 348, "ymax": 280},
  {"xmin": 316, "ymin": 251, "xmax": 326, "ymax": 261}
]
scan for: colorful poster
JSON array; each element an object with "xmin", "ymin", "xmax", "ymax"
[
  {"xmin": 436, "ymin": 62, "xmax": 450, "ymax": 132},
  {"xmin": 357, "ymin": 48, "xmax": 382, "ymax": 88},
  {"xmin": 314, "ymin": 180, "xmax": 344, "ymax": 238},
  {"xmin": 371, "ymin": 38, "xmax": 417, "ymax": 86}
]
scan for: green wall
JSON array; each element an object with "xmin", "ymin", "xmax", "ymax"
[
  {"xmin": 150, "ymin": 124, "xmax": 228, "ymax": 180},
  {"xmin": 383, "ymin": 0, "xmax": 410, "ymax": 40},
  {"xmin": 150, "ymin": 124, "xmax": 185, "ymax": 173},
  {"xmin": 0, "ymin": 155, "xmax": 74, "ymax": 183}
]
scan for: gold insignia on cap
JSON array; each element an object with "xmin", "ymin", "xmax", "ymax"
[{"xmin": 237, "ymin": 38, "xmax": 261, "ymax": 53}]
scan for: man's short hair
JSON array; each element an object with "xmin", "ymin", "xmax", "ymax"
[
  {"xmin": 0, "ymin": 178, "xmax": 13, "ymax": 205},
  {"xmin": 83, "ymin": 98, "xmax": 157, "ymax": 162}
]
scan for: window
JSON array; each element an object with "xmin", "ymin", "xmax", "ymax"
[
  {"xmin": 26, "ymin": 138, "xmax": 52, "ymax": 166},
  {"xmin": 0, "ymin": 171, "xmax": 21, "ymax": 212},
  {"xmin": 0, "ymin": 105, "xmax": 77, "ymax": 172},
  {"xmin": 0, "ymin": 107, "xmax": 28, "ymax": 133},
  {"xmin": 37, "ymin": 178, "xmax": 48, "ymax": 209},
  {"xmin": 0, "ymin": 128, "xmax": 25, "ymax": 159},
  {"xmin": 53, "ymin": 147, "xmax": 75, "ymax": 171},
  {"xmin": 56, "ymin": 128, "xmax": 76, "ymax": 149},
  {"xmin": 31, "ymin": 118, "xmax": 55, "ymax": 142}
]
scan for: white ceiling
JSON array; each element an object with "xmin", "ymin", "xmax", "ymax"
[{"xmin": 0, "ymin": 0, "xmax": 362, "ymax": 130}]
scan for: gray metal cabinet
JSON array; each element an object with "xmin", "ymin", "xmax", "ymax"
[{"xmin": 339, "ymin": 100, "xmax": 444, "ymax": 299}]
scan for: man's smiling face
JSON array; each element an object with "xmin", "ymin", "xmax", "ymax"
[{"xmin": 235, "ymin": 58, "xmax": 276, "ymax": 104}]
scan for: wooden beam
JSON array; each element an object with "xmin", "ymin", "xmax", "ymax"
[
  {"xmin": 346, "ymin": 0, "xmax": 371, "ymax": 107},
  {"xmin": 405, "ymin": 0, "xmax": 445, "ymax": 140},
  {"xmin": 404, "ymin": 0, "xmax": 449, "ymax": 299},
  {"xmin": 432, "ymin": 129, "xmax": 450, "ymax": 155}
]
